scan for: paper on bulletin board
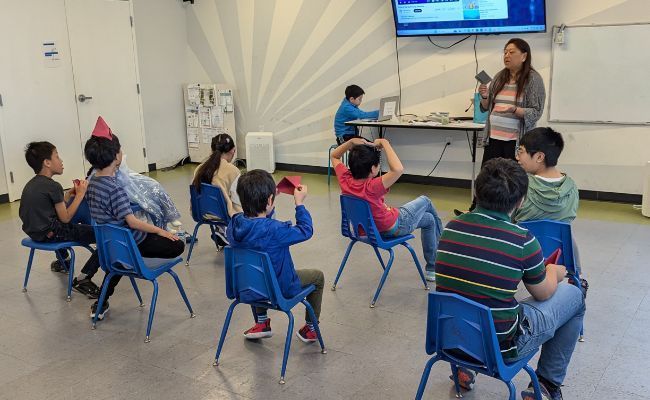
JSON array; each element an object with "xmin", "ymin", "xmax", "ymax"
[
  {"xmin": 199, "ymin": 107, "xmax": 212, "ymax": 127},
  {"xmin": 187, "ymin": 127, "xmax": 199, "ymax": 146},
  {"xmin": 211, "ymin": 107, "xmax": 224, "ymax": 128},
  {"xmin": 201, "ymin": 87, "xmax": 216, "ymax": 107},
  {"xmin": 202, "ymin": 127, "xmax": 218, "ymax": 144},
  {"xmin": 186, "ymin": 108, "xmax": 198, "ymax": 128},
  {"xmin": 218, "ymin": 89, "xmax": 233, "ymax": 112},
  {"xmin": 187, "ymin": 85, "xmax": 200, "ymax": 106}
]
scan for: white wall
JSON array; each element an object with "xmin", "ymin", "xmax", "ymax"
[
  {"xmin": 186, "ymin": 0, "xmax": 650, "ymax": 195},
  {"xmin": 132, "ymin": 0, "xmax": 189, "ymax": 169}
]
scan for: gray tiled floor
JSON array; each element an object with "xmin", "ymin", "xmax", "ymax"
[{"xmin": 1, "ymin": 167, "xmax": 649, "ymax": 399}]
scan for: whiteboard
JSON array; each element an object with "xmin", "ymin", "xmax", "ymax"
[{"xmin": 549, "ymin": 23, "xmax": 650, "ymax": 125}]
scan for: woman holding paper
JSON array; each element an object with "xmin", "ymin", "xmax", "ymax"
[{"xmin": 479, "ymin": 38, "xmax": 546, "ymax": 162}]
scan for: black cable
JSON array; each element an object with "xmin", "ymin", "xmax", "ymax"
[
  {"xmin": 427, "ymin": 35, "xmax": 471, "ymax": 49},
  {"xmin": 394, "ymin": 34, "xmax": 403, "ymax": 116},
  {"xmin": 426, "ymin": 143, "xmax": 450, "ymax": 177}
]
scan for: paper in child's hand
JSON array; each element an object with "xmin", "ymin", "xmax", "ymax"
[{"xmin": 276, "ymin": 176, "xmax": 302, "ymax": 195}]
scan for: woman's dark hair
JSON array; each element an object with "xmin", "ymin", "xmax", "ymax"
[
  {"xmin": 24, "ymin": 141, "xmax": 56, "ymax": 174},
  {"xmin": 236, "ymin": 169, "xmax": 276, "ymax": 217},
  {"xmin": 519, "ymin": 127, "xmax": 564, "ymax": 167},
  {"xmin": 490, "ymin": 38, "xmax": 534, "ymax": 103},
  {"xmin": 348, "ymin": 144, "xmax": 381, "ymax": 179},
  {"xmin": 475, "ymin": 158, "xmax": 528, "ymax": 214},
  {"xmin": 192, "ymin": 133, "xmax": 236, "ymax": 192},
  {"xmin": 84, "ymin": 134, "xmax": 121, "ymax": 170}
]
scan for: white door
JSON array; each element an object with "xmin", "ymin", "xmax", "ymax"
[
  {"xmin": 0, "ymin": 0, "xmax": 87, "ymax": 201},
  {"xmin": 65, "ymin": 0, "xmax": 147, "ymax": 173}
]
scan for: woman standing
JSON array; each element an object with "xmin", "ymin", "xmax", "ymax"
[
  {"xmin": 479, "ymin": 38, "xmax": 546, "ymax": 162},
  {"xmin": 457, "ymin": 38, "xmax": 546, "ymax": 215}
]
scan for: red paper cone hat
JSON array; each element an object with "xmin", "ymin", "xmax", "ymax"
[{"xmin": 92, "ymin": 116, "xmax": 113, "ymax": 140}]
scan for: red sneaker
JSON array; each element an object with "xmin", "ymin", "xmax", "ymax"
[
  {"xmin": 296, "ymin": 324, "xmax": 318, "ymax": 343},
  {"xmin": 243, "ymin": 319, "xmax": 273, "ymax": 339}
]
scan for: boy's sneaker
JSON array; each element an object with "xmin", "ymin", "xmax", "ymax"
[
  {"xmin": 90, "ymin": 301, "xmax": 110, "ymax": 321},
  {"xmin": 296, "ymin": 325, "xmax": 318, "ymax": 343},
  {"xmin": 50, "ymin": 258, "xmax": 70, "ymax": 273},
  {"xmin": 243, "ymin": 319, "xmax": 273, "ymax": 339},
  {"xmin": 449, "ymin": 367, "xmax": 475, "ymax": 391},
  {"xmin": 425, "ymin": 271, "xmax": 436, "ymax": 282},
  {"xmin": 521, "ymin": 380, "xmax": 562, "ymax": 400},
  {"xmin": 72, "ymin": 278, "xmax": 100, "ymax": 299}
]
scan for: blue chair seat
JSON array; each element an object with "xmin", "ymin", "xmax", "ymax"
[
  {"xmin": 21, "ymin": 238, "xmax": 93, "ymax": 301},
  {"xmin": 213, "ymin": 247, "xmax": 326, "ymax": 385},
  {"xmin": 332, "ymin": 195, "xmax": 428, "ymax": 307},
  {"xmin": 186, "ymin": 183, "xmax": 231, "ymax": 265}
]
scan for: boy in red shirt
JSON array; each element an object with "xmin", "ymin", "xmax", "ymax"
[{"xmin": 331, "ymin": 137, "xmax": 441, "ymax": 281}]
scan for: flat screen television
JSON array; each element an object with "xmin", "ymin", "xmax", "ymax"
[{"xmin": 391, "ymin": 0, "xmax": 547, "ymax": 37}]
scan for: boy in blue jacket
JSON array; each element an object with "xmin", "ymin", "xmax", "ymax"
[
  {"xmin": 227, "ymin": 169, "xmax": 324, "ymax": 343},
  {"xmin": 334, "ymin": 84, "xmax": 379, "ymax": 144}
]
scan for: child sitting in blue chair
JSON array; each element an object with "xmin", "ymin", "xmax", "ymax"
[
  {"xmin": 331, "ymin": 137, "xmax": 442, "ymax": 281},
  {"xmin": 226, "ymin": 169, "xmax": 324, "ymax": 343},
  {"xmin": 19, "ymin": 141, "xmax": 102, "ymax": 298}
]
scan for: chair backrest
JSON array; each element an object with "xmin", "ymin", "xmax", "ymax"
[
  {"xmin": 519, "ymin": 220, "xmax": 576, "ymax": 274},
  {"xmin": 426, "ymin": 292, "xmax": 505, "ymax": 375},
  {"xmin": 339, "ymin": 195, "xmax": 383, "ymax": 245},
  {"xmin": 93, "ymin": 223, "xmax": 147, "ymax": 279},
  {"xmin": 70, "ymin": 198, "xmax": 92, "ymax": 225},
  {"xmin": 189, "ymin": 183, "xmax": 230, "ymax": 224},
  {"xmin": 224, "ymin": 247, "xmax": 288, "ymax": 309}
]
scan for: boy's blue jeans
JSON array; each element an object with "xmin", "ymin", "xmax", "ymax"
[
  {"xmin": 513, "ymin": 283, "xmax": 586, "ymax": 387},
  {"xmin": 385, "ymin": 195, "xmax": 442, "ymax": 272}
]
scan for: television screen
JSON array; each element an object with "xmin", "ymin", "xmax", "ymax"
[{"xmin": 391, "ymin": 0, "xmax": 547, "ymax": 37}]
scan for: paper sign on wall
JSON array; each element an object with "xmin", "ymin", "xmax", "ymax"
[{"xmin": 42, "ymin": 41, "xmax": 61, "ymax": 68}]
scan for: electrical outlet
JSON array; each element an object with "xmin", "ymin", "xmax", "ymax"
[{"xmin": 445, "ymin": 136, "xmax": 453, "ymax": 145}]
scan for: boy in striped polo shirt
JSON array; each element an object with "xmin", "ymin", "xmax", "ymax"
[
  {"xmin": 84, "ymin": 117, "xmax": 184, "ymax": 321},
  {"xmin": 435, "ymin": 158, "xmax": 585, "ymax": 400}
]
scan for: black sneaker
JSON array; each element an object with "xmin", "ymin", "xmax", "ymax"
[
  {"xmin": 521, "ymin": 379, "xmax": 563, "ymax": 400},
  {"xmin": 72, "ymin": 277, "xmax": 100, "ymax": 299},
  {"xmin": 50, "ymin": 258, "xmax": 70, "ymax": 273},
  {"xmin": 90, "ymin": 301, "xmax": 110, "ymax": 320}
]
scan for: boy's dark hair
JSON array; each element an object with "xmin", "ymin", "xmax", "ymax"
[
  {"xmin": 84, "ymin": 134, "xmax": 122, "ymax": 170},
  {"xmin": 519, "ymin": 127, "xmax": 564, "ymax": 167},
  {"xmin": 25, "ymin": 141, "xmax": 56, "ymax": 174},
  {"xmin": 475, "ymin": 158, "xmax": 528, "ymax": 213},
  {"xmin": 345, "ymin": 84, "xmax": 365, "ymax": 100},
  {"xmin": 237, "ymin": 169, "xmax": 276, "ymax": 217},
  {"xmin": 348, "ymin": 144, "xmax": 380, "ymax": 179}
]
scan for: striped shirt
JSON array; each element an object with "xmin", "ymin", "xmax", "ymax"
[
  {"xmin": 489, "ymin": 83, "xmax": 522, "ymax": 141},
  {"xmin": 87, "ymin": 175, "xmax": 146, "ymax": 244},
  {"xmin": 435, "ymin": 207, "xmax": 546, "ymax": 359}
]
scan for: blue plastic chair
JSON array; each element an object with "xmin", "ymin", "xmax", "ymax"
[
  {"xmin": 213, "ymin": 247, "xmax": 326, "ymax": 385},
  {"xmin": 186, "ymin": 183, "xmax": 231, "ymax": 265},
  {"xmin": 92, "ymin": 223, "xmax": 195, "ymax": 342},
  {"xmin": 20, "ymin": 239, "xmax": 94, "ymax": 301},
  {"xmin": 519, "ymin": 219, "xmax": 584, "ymax": 342},
  {"xmin": 416, "ymin": 292, "xmax": 543, "ymax": 400},
  {"xmin": 331, "ymin": 195, "xmax": 429, "ymax": 307}
]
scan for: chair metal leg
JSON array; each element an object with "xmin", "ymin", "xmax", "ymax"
[
  {"xmin": 331, "ymin": 240, "xmax": 356, "ymax": 291},
  {"xmin": 145, "ymin": 280, "xmax": 159, "ymax": 343},
  {"xmin": 185, "ymin": 223, "xmax": 202, "ymax": 266},
  {"xmin": 450, "ymin": 364, "xmax": 463, "ymax": 398},
  {"xmin": 65, "ymin": 249, "xmax": 76, "ymax": 301},
  {"xmin": 92, "ymin": 272, "xmax": 113, "ymax": 329},
  {"xmin": 279, "ymin": 311, "xmax": 295, "ymax": 384},
  {"xmin": 22, "ymin": 248, "xmax": 36, "ymax": 292},
  {"xmin": 214, "ymin": 300, "xmax": 239, "ymax": 366},
  {"xmin": 167, "ymin": 270, "xmax": 195, "ymax": 317},
  {"xmin": 415, "ymin": 355, "xmax": 440, "ymax": 400},
  {"xmin": 523, "ymin": 364, "xmax": 543, "ymax": 400},
  {"xmin": 370, "ymin": 248, "xmax": 395, "ymax": 308},
  {"xmin": 372, "ymin": 247, "xmax": 386, "ymax": 271},
  {"xmin": 302, "ymin": 300, "xmax": 326, "ymax": 354},
  {"xmin": 403, "ymin": 242, "xmax": 429, "ymax": 290},
  {"xmin": 327, "ymin": 146, "xmax": 334, "ymax": 186},
  {"xmin": 129, "ymin": 277, "xmax": 144, "ymax": 306},
  {"xmin": 506, "ymin": 380, "xmax": 516, "ymax": 400}
]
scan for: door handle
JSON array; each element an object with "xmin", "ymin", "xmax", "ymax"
[{"xmin": 78, "ymin": 94, "xmax": 93, "ymax": 102}]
